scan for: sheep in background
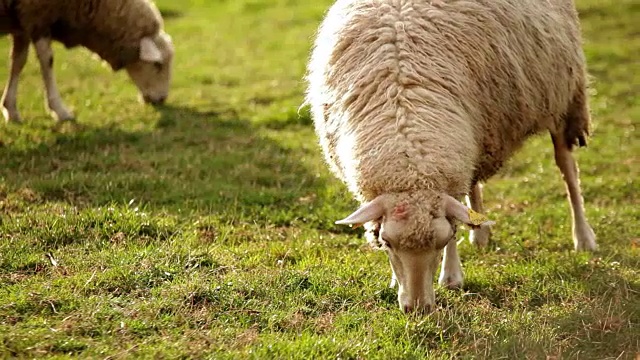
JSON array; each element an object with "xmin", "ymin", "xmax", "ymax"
[
  {"xmin": 0, "ymin": 0, "xmax": 174, "ymax": 123},
  {"xmin": 305, "ymin": 0, "xmax": 597, "ymax": 313}
]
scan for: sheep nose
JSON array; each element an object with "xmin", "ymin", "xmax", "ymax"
[
  {"xmin": 402, "ymin": 302, "xmax": 434, "ymax": 314},
  {"xmin": 143, "ymin": 95, "xmax": 166, "ymax": 105}
]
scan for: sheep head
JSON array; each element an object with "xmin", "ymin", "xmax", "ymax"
[
  {"xmin": 335, "ymin": 190, "xmax": 493, "ymax": 314},
  {"xmin": 125, "ymin": 31, "xmax": 174, "ymax": 105}
]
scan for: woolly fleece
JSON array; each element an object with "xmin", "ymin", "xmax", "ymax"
[{"xmin": 306, "ymin": 0, "xmax": 591, "ymax": 249}]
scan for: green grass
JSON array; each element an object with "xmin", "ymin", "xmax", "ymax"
[{"xmin": 0, "ymin": 0, "xmax": 638, "ymax": 358}]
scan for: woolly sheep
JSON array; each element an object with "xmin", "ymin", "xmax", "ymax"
[
  {"xmin": 0, "ymin": 0, "xmax": 174, "ymax": 123},
  {"xmin": 305, "ymin": 0, "xmax": 597, "ymax": 313}
]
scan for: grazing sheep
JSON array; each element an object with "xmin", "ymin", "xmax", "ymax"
[
  {"xmin": 305, "ymin": 0, "xmax": 597, "ymax": 313},
  {"xmin": 0, "ymin": 0, "xmax": 174, "ymax": 123}
]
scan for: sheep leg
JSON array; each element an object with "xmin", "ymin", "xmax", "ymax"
[
  {"xmin": 466, "ymin": 183, "xmax": 491, "ymax": 247},
  {"xmin": 438, "ymin": 237, "xmax": 463, "ymax": 289},
  {"xmin": 551, "ymin": 134, "xmax": 597, "ymax": 251},
  {"xmin": 1, "ymin": 34, "xmax": 30, "ymax": 123},
  {"xmin": 33, "ymin": 38, "xmax": 75, "ymax": 122}
]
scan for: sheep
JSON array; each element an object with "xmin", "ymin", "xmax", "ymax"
[
  {"xmin": 0, "ymin": 0, "xmax": 174, "ymax": 123},
  {"xmin": 305, "ymin": 0, "xmax": 597, "ymax": 313}
]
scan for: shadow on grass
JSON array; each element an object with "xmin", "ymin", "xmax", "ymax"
[
  {"xmin": 0, "ymin": 104, "xmax": 325, "ymax": 223},
  {"xmin": 383, "ymin": 265, "xmax": 640, "ymax": 358},
  {"xmin": 158, "ymin": 8, "xmax": 184, "ymax": 20}
]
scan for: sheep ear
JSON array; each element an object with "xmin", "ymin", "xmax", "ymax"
[
  {"xmin": 335, "ymin": 196, "xmax": 385, "ymax": 229},
  {"xmin": 140, "ymin": 37, "xmax": 163, "ymax": 63},
  {"xmin": 443, "ymin": 194, "xmax": 495, "ymax": 228}
]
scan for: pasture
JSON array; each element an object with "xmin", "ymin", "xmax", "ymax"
[{"xmin": 0, "ymin": 0, "xmax": 638, "ymax": 358}]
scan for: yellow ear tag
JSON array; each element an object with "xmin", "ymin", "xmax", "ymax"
[{"xmin": 468, "ymin": 208, "xmax": 489, "ymax": 226}]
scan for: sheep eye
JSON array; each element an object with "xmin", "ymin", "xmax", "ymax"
[
  {"xmin": 379, "ymin": 237, "xmax": 392, "ymax": 250},
  {"xmin": 153, "ymin": 61, "xmax": 163, "ymax": 72}
]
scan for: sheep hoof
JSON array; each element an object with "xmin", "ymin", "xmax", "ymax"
[
  {"xmin": 52, "ymin": 112, "xmax": 76, "ymax": 123},
  {"xmin": 47, "ymin": 103, "xmax": 75, "ymax": 123},
  {"xmin": 439, "ymin": 274, "xmax": 463, "ymax": 290},
  {"xmin": 574, "ymin": 224, "xmax": 597, "ymax": 252},
  {"xmin": 2, "ymin": 108, "xmax": 22, "ymax": 124},
  {"xmin": 469, "ymin": 226, "xmax": 491, "ymax": 248}
]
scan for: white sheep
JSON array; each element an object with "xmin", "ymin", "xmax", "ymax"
[
  {"xmin": 0, "ymin": 0, "xmax": 174, "ymax": 123},
  {"xmin": 305, "ymin": 0, "xmax": 597, "ymax": 313}
]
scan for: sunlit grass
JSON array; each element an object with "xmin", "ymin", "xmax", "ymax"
[{"xmin": 0, "ymin": 0, "xmax": 638, "ymax": 358}]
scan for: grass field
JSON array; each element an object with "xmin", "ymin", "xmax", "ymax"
[{"xmin": 0, "ymin": 0, "xmax": 638, "ymax": 358}]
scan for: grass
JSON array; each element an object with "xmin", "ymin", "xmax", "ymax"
[{"xmin": 0, "ymin": 0, "xmax": 638, "ymax": 358}]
